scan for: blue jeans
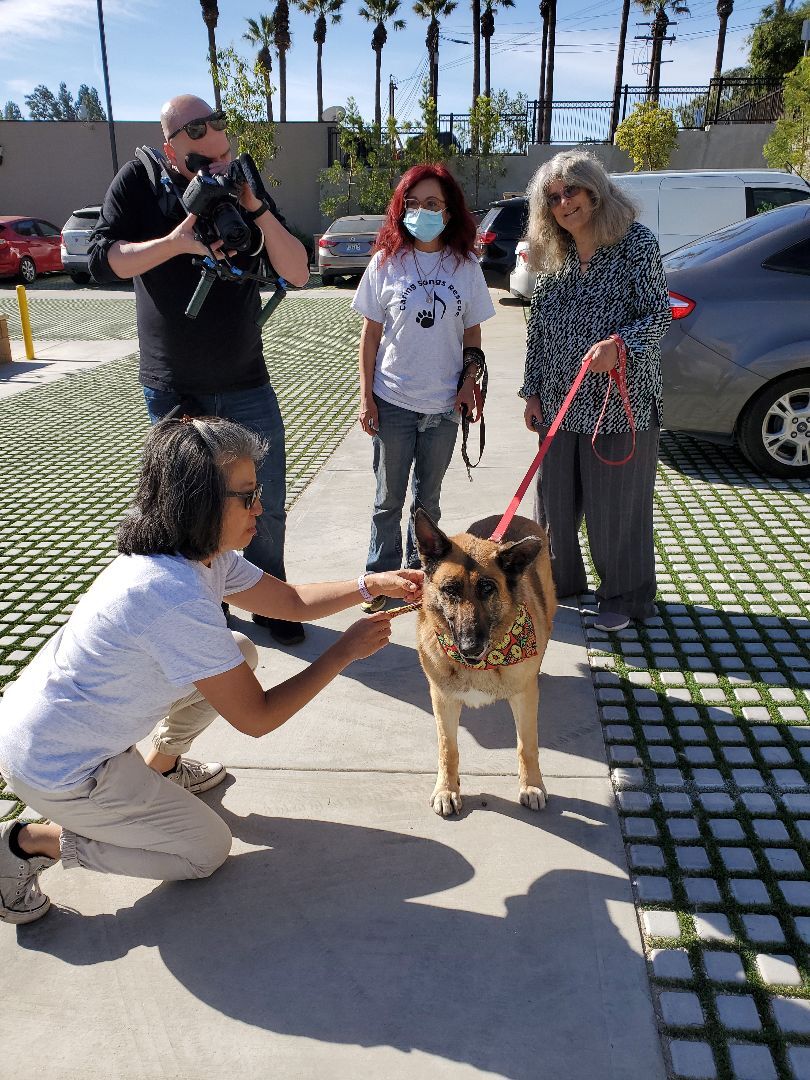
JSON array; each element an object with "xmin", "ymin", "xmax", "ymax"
[
  {"xmin": 143, "ymin": 384, "xmax": 287, "ymax": 580},
  {"xmin": 367, "ymin": 396, "xmax": 459, "ymax": 573}
]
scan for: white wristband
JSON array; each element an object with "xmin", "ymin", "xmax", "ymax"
[{"xmin": 357, "ymin": 573, "xmax": 374, "ymax": 603}]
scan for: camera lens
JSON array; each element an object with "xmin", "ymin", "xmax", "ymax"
[{"xmin": 212, "ymin": 202, "xmax": 252, "ymax": 253}]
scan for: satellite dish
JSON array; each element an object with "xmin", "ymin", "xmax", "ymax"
[{"xmin": 322, "ymin": 105, "xmax": 346, "ymax": 123}]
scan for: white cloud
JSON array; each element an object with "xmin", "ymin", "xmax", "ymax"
[{"xmin": 0, "ymin": 0, "xmax": 150, "ymax": 45}]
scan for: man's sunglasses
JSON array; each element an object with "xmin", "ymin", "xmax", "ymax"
[
  {"xmin": 225, "ymin": 485, "xmax": 263, "ymax": 510},
  {"xmin": 167, "ymin": 110, "xmax": 228, "ymax": 142},
  {"xmin": 546, "ymin": 184, "xmax": 583, "ymax": 209}
]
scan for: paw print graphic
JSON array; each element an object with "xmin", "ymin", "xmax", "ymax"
[{"xmin": 415, "ymin": 310, "xmax": 435, "ymax": 329}]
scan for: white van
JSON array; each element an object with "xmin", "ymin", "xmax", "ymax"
[
  {"xmin": 509, "ymin": 168, "xmax": 810, "ymax": 298},
  {"xmin": 611, "ymin": 169, "xmax": 810, "ymax": 254}
]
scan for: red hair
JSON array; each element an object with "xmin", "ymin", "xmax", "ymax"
[{"xmin": 374, "ymin": 164, "xmax": 478, "ymax": 267}]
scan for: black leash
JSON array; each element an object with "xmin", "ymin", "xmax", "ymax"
[{"xmin": 457, "ymin": 346, "xmax": 487, "ymax": 482}]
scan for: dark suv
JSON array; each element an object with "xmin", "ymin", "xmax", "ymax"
[
  {"xmin": 61, "ymin": 206, "xmax": 102, "ymax": 284},
  {"xmin": 477, "ymin": 197, "xmax": 528, "ymax": 286}
]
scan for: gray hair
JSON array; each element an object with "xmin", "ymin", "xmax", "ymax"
[
  {"xmin": 118, "ymin": 416, "xmax": 267, "ymax": 561},
  {"xmin": 525, "ymin": 150, "xmax": 637, "ymax": 273}
]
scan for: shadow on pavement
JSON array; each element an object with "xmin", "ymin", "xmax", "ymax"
[{"xmin": 16, "ymin": 792, "xmax": 647, "ymax": 1079}]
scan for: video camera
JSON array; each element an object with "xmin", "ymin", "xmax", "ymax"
[
  {"xmin": 135, "ymin": 145, "xmax": 287, "ymax": 322},
  {"xmin": 182, "ymin": 152, "xmax": 265, "ymax": 255}
]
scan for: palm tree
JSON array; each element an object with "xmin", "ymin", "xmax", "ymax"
[
  {"xmin": 636, "ymin": 1, "xmax": 690, "ymax": 103},
  {"xmin": 536, "ymin": 0, "xmax": 549, "ymax": 142},
  {"xmin": 542, "ymin": 0, "xmax": 556, "ymax": 143},
  {"xmin": 199, "ymin": 0, "xmax": 221, "ymax": 110},
  {"xmin": 610, "ymin": 0, "xmax": 632, "ymax": 141},
  {"xmin": 244, "ymin": 14, "xmax": 276, "ymax": 122},
  {"xmin": 296, "ymin": 1, "xmax": 344, "ymax": 121},
  {"xmin": 359, "ymin": 1, "xmax": 406, "ymax": 129},
  {"xmin": 273, "ymin": 1, "xmax": 293, "ymax": 122},
  {"xmin": 413, "ymin": 0, "xmax": 457, "ymax": 106},
  {"xmin": 712, "ymin": 0, "xmax": 734, "ymax": 82},
  {"xmin": 471, "ymin": 0, "xmax": 481, "ymax": 109},
  {"xmin": 480, "ymin": 0, "xmax": 515, "ymax": 98}
]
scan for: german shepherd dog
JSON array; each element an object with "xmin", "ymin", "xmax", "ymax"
[{"xmin": 413, "ymin": 509, "xmax": 557, "ymax": 816}]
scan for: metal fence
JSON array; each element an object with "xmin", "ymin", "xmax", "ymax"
[{"xmin": 325, "ymin": 79, "xmax": 786, "ymax": 163}]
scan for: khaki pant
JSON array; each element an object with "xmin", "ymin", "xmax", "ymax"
[{"xmin": 1, "ymin": 632, "xmax": 258, "ymax": 881}]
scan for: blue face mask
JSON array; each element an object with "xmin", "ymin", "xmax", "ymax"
[{"xmin": 403, "ymin": 208, "xmax": 446, "ymax": 243}]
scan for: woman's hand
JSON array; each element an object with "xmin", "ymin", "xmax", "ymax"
[
  {"xmin": 337, "ymin": 613, "xmax": 392, "ymax": 663},
  {"xmin": 366, "ymin": 569, "xmax": 423, "ymax": 603},
  {"xmin": 359, "ymin": 399, "xmax": 379, "ymax": 436},
  {"xmin": 523, "ymin": 394, "xmax": 544, "ymax": 432},
  {"xmin": 583, "ymin": 338, "xmax": 619, "ymax": 373},
  {"xmin": 454, "ymin": 377, "xmax": 477, "ymax": 415}
]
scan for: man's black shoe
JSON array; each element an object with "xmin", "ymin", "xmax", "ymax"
[{"xmin": 252, "ymin": 614, "xmax": 306, "ymax": 646}]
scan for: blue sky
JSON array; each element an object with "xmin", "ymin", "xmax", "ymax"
[{"xmin": 0, "ymin": 0, "xmax": 760, "ymax": 124}]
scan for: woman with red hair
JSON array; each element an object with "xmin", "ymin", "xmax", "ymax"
[{"xmin": 352, "ymin": 164, "xmax": 495, "ymax": 610}]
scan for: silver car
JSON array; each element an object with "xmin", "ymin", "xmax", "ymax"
[
  {"xmin": 61, "ymin": 205, "xmax": 101, "ymax": 285},
  {"xmin": 318, "ymin": 214, "xmax": 385, "ymax": 285},
  {"xmin": 661, "ymin": 201, "xmax": 810, "ymax": 478}
]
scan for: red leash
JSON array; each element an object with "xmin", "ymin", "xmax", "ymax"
[{"xmin": 489, "ymin": 335, "xmax": 635, "ymax": 543}]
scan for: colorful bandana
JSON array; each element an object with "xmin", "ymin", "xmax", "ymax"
[{"xmin": 436, "ymin": 603, "xmax": 538, "ymax": 670}]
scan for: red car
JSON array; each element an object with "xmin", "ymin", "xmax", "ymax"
[{"xmin": 0, "ymin": 216, "xmax": 63, "ymax": 283}]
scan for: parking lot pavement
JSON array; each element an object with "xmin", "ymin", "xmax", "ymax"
[{"xmin": 0, "ymin": 287, "xmax": 808, "ymax": 1079}]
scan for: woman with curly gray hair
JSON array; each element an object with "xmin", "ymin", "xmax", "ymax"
[
  {"xmin": 520, "ymin": 150, "xmax": 672, "ymax": 632},
  {"xmin": 0, "ymin": 417, "xmax": 422, "ymax": 924}
]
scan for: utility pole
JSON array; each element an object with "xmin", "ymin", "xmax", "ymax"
[
  {"xmin": 96, "ymin": 0, "xmax": 118, "ymax": 177},
  {"xmin": 635, "ymin": 17, "xmax": 676, "ymax": 103}
]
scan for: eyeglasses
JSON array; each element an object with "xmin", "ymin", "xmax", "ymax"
[
  {"xmin": 404, "ymin": 197, "xmax": 447, "ymax": 213},
  {"xmin": 225, "ymin": 485, "xmax": 263, "ymax": 510},
  {"xmin": 546, "ymin": 184, "xmax": 583, "ymax": 209},
  {"xmin": 167, "ymin": 110, "xmax": 228, "ymax": 142}
]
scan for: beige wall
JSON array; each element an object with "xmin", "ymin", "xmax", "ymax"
[
  {"xmin": 0, "ymin": 119, "xmax": 331, "ymax": 240},
  {"xmin": 0, "ymin": 119, "xmax": 778, "ymax": 237}
]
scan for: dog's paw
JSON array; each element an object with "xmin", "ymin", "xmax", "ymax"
[
  {"xmin": 431, "ymin": 789, "xmax": 462, "ymax": 816},
  {"xmin": 520, "ymin": 785, "xmax": 547, "ymax": 811}
]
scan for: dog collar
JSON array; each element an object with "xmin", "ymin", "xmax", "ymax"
[{"xmin": 436, "ymin": 603, "xmax": 538, "ymax": 670}]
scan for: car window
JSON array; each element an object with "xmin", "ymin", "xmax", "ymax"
[
  {"xmin": 493, "ymin": 201, "xmax": 527, "ymax": 234},
  {"xmin": 748, "ymin": 186, "xmax": 810, "ymax": 215},
  {"xmin": 763, "ymin": 238, "xmax": 810, "ymax": 276},
  {"xmin": 478, "ymin": 207, "xmax": 500, "ymax": 232},
  {"xmin": 11, "ymin": 220, "xmax": 34, "ymax": 237},
  {"xmin": 34, "ymin": 221, "xmax": 61, "ymax": 238},
  {"xmin": 663, "ymin": 207, "xmax": 810, "ymax": 269},
  {"xmin": 328, "ymin": 217, "xmax": 385, "ymax": 234}
]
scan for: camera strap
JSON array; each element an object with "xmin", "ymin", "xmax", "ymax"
[{"xmin": 135, "ymin": 145, "xmax": 184, "ymax": 221}]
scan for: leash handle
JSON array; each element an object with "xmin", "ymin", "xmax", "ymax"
[
  {"xmin": 591, "ymin": 334, "xmax": 636, "ymax": 466},
  {"xmin": 489, "ymin": 355, "xmax": 592, "ymax": 543}
]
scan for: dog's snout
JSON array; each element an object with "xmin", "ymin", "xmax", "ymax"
[{"xmin": 457, "ymin": 623, "xmax": 489, "ymax": 662}]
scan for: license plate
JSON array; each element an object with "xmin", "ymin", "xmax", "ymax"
[{"xmin": 344, "ymin": 243, "xmax": 363, "ymax": 253}]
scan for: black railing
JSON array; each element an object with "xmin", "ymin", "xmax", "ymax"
[{"xmin": 325, "ymin": 79, "xmax": 785, "ymax": 162}]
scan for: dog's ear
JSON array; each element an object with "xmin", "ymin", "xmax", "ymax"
[
  {"xmin": 496, "ymin": 535, "xmax": 543, "ymax": 583},
  {"xmin": 414, "ymin": 509, "xmax": 452, "ymax": 566}
]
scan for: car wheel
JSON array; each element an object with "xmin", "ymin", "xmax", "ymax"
[
  {"xmin": 69, "ymin": 272, "xmax": 92, "ymax": 285},
  {"xmin": 19, "ymin": 256, "xmax": 36, "ymax": 284},
  {"xmin": 737, "ymin": 372, "xmax": 810, "ymax": 478},
  {"xmin": 320, "ymin": 272, "xmax": 335, "ymax": 286}
]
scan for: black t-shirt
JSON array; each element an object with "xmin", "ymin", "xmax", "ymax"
[{"xmin": 89, "ymin": 158, "xmax": 286, "ymax": 395}]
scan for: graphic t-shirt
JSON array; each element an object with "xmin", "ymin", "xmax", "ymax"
[
  {"xmin": 352, "ymin": 248, "xmax": 495, "ymax": 414},
  {"xmin": 0, "ymin": 551, "xmax": 263, "ymax": 791}
]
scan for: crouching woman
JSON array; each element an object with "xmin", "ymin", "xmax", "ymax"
[{"xmin": 0, "ymin": 416, "xmax": 421, "ymax": 923}]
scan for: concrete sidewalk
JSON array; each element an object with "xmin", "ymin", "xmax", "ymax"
[{"xmin": 1, "ymin": 296, "xmax": 665, "ymax": 1080}]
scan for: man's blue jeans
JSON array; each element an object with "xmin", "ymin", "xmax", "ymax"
[
  {"xmin": 143, "ymin": 384, "xmax": 287, "ymax": 580},
  {"xmin": 366, "ymin": 396, "xmax": 459, "ymax": 573}
]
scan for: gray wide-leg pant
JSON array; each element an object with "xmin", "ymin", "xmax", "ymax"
[
  {"xmin": 532, "ymin": 426, "xmax": 660, "ymax": 620},
  {"xmin": 2, "ymin": 632, "xmax": 258, "ymax": 881}
]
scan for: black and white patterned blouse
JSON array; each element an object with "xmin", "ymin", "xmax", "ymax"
[{"xmin": 520, "ymin": 221, "xmax": 672, "ymax": 433}]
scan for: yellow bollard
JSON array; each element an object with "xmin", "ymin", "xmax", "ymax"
[{"xmin": 16, "ymin": 284, "xmax": 35, "ymax": 360}]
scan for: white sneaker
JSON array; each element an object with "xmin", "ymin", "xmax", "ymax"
[
  {"xmin": 165, "ymin": 757, "xmax": 227, "ymax": 795},
  {"xmin": 0, "ymin": 821, "xmax": 55, "ymax": 924}
]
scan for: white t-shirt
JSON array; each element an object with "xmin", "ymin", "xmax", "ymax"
[
  {"xmin": 352, "ymin": 248, "xmax": 495, "ymax": 414},
  {"xmin": 0, "ymin": 550, "xmax": 263, "ymax": 791}
]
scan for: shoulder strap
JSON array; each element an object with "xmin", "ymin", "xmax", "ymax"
[{"xmin": 134, "ymin": 145, "xmax": 182, "ymax": 220}]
